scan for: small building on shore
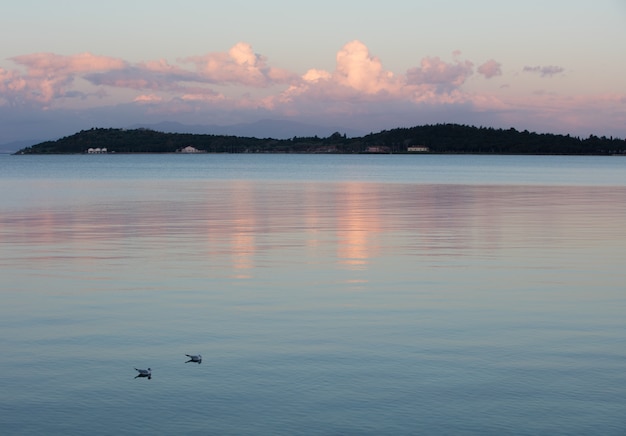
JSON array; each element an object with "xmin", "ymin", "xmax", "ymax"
[
  {"xmin": 365, "ymin": 146, "xmax": 391, "ymax": 153},
  {"xmin": 177, "ymin": 146, "xmax": 204, "ymax": 153},
  {"xmin": 87, "ymin": 147, "xmax": 107, "ymax": 154},
  {"xmin": 407, "ymin": 146, "xmax": 430, "ymax": 152}
]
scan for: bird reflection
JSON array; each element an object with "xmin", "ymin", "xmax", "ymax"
[
  {"xmin": 134, "ymin": 368, "xmax": 152, "ymax": 379},
  {"xmin": 185, "ymin": 354, "xmax": 202, "ymax": 364}
]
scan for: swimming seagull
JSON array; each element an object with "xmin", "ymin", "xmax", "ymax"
[
  {"xmin": 185, "ymin": 354, "xmax": 202, "ymax": 364},
  {"xmin": 134, "ymin": 368, "xmax": 152, "ymax": 379}
]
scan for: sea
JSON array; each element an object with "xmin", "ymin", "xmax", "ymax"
[{"xmin": 1, "ymin": 153, "xmax": 625, "ymax": 435}]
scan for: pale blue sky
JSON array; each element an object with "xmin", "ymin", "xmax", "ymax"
[{"xmin": 1, "ymin": 0, "xmax": 625, "ymax": 143}]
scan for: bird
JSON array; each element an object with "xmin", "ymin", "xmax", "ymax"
[
  {"xmin": 185, "ymin": 354, "xmax": 202, "ymax": 364},
  {"xmin": 134, "ymin": 368, "xmax": 152, "ymax": 379}
]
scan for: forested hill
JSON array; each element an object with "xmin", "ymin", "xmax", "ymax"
[{"xmin": 15, "ymin": 124, "xmax": 626, "ymax": 155}]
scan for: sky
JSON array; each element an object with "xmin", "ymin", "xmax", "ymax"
[{"xmin": 1, "ymin": 0, "xmax": 626, "ymax": 145}]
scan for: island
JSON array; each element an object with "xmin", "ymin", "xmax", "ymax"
[{"xmin": 14, "ymin": 124, "xmax": 626, "ymax": 155}]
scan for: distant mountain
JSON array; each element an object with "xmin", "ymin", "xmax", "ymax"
[{"xmin": 127, "ymin": 119, "xmax": 366, "ymax": 139}]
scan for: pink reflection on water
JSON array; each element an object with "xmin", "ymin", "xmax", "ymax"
[
  {"xmin": 335, "ymin": 182, "xmax": 382, "ymax": 271},
  {"xmin": 2, "ymin": 182, "xmax": 625, "ymax": 287}
]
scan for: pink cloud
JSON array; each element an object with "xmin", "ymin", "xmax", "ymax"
[
  {"xmin": 302, "ymin": 69, "xmax": 332, "ymax": 82},
  {"xmin": 272, "ymin": 42, "xmax": 481, "ymax": 123},
  {"xmin": 139, "ymin": 59, "xmax": 182, "ymax": 73},
  {"xmin": 478, "ymin": 59, "xmax": 502, "ymax": 79},
  {"xmin": 333, "ymin": 40, "xmax": 400, "ymax": 94},
  {"xmin": 0, "ymin": 68, "xmax": 26, "ymax": 91},
  {"xmin": 10, "ymin": 52, "xmax": 126, "ymax": 76},
  {"xmin": 3, "ymin": 42, "xmax": 477, "ymax": 110},
  {"xmin": 181, "ymin": 42, "xmax": 297, "ymax": 87},
  {"xmin": 180, "ymin": 87, "xmax": 225, "ymax": 103},
  {"xmin": 281, "ymin": 43, "xmax": 477, "ymax": 116},
  {"xmin": 1, "ymin": 42, "xmax": 624, "ymax": 140},
  {"xmin": 133, "ymin": 94, "xmax": 163, "ymax": 103},
  {"xmin": 2, "ymin": 52, "xmax": 127, "ymax": 104},
  {"xmin": 0, "ymin": 68, "xmax": 28, "ymax": 105},
  {"xmin": 406, "ymin": 53, "xmax": 474, "ymax": 91},
  {"xmin": 84, "ymin": 58, "xmax": 201, "ymax": 92},
  {"xmin": 85, "ymin": 66, "xmax": 193, "ymax": 91},
  {"xmin": 0, "ymin": 70, "xmax": 72, "ymax": 105},
  {"xmin": 279, "ymin": 42, "xmax": 480, "ymax": 116}
]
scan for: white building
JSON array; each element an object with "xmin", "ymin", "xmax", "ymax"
[{"xmin": 178, "ymin": 146, "xmax": 202, "ymax": 153}]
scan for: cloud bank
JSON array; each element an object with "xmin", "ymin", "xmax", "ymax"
[{"xmin": 1, "ymin": 40, "xmax": 624, "ymax": 143}]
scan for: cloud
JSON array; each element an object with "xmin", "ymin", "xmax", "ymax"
[
  {"xmin": 478, "ymin": 59, "xmax": 502, "ymax": 79},
  {"xmin": 85, "ymin": 64, "xmax": 194, "ymax": 91},
  {"xmin": 302, "ymin": 69, "xmax": 332, "ymax": 82},
  {"xmin": 267, "ymin": 42, "xmax": 482, "ymax": 126},
  {"xmin": 0, "ymin": 67, "xmax": 27, "ymax": 105},
  {"xmin": 0, "ymin": 44, "xmax": 297, "ymax": 107},
  {"xmin": 0, "ymin": 42, "xmax": 477, "ymax": 112},
  {"xmin": 333, "ymin": 40, "xmax": 400, "ymax": 94},
  {"xmin": 276, "ymin": 40, "xmax": 406, "ymax": 112},
  {"xmin": 10, "ymin": 52, "xmax": 126, "ymax": 76},
  {"xmin": 179, "ymin": 87, "xmax": 225, "ymax": 103},
  {"xmin": 1, "ymin": 42, "xmax": 624, "ymax": 143},
  {"xmin": 292, "ymin": 43, "xmax": 474, "ymax": 101},
  {"xmin": 133, "ymin": 94, "xmax": 163, "ymax": 103},
  {"xmin": 180, "ymin": 42, "xmax": 297, "ymax": 87},
  {"xmin": 2, "ymin": 52, "xmax": 127, "ymax": 105},
  {"xmin": 405, "ymin": 52, "xmax": 474, "ymax": 92},
  {"xmin": 523, "ymin": 65, "xmax": 565, "ymax": 77}
]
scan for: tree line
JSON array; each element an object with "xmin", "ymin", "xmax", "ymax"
[{"xmin": 15, "ymin": 124, "xmax": 626, "ymax": 155}]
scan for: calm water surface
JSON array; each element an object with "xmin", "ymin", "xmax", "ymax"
[{"xmin": 1, "ymin": 154, "xmax": 625, "ymax": 435}]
